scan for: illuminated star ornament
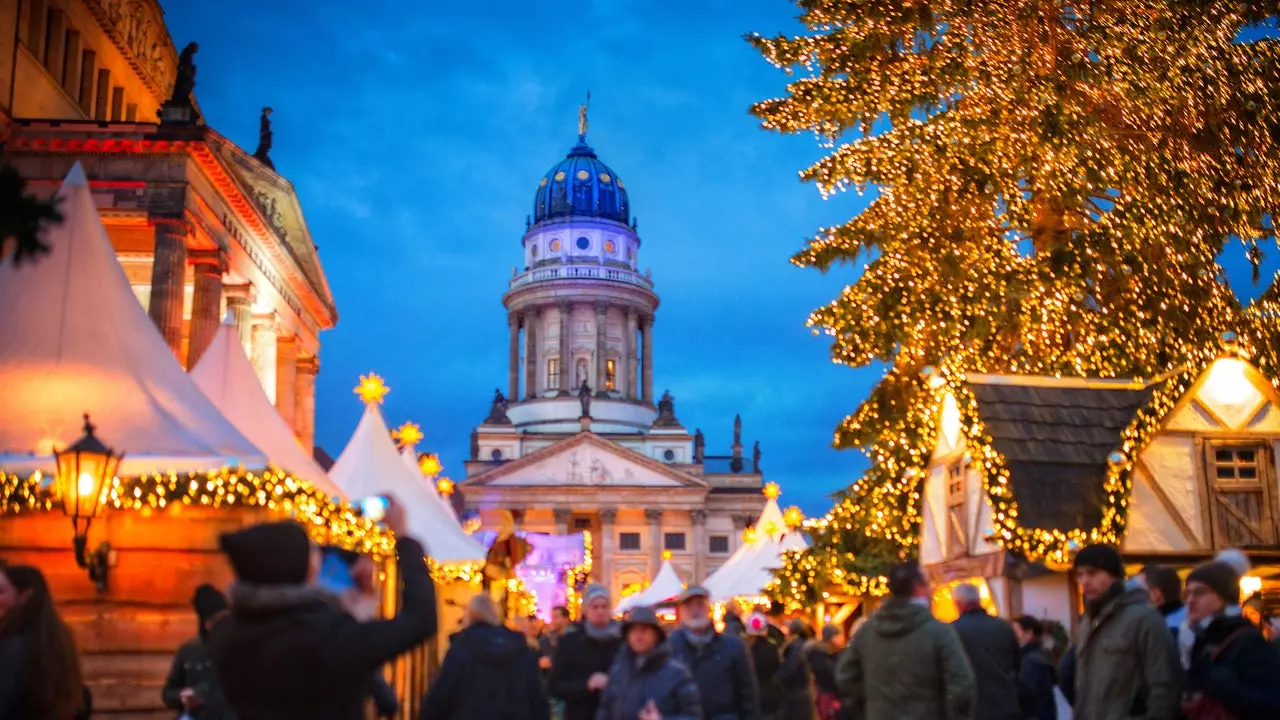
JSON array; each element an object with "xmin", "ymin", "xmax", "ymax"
[
  {"xmin": 391, "ymin": 422, "xmax": 423, "ymax": 449},
  {"xmin": 418, "ymin": 453, "xmax": 443, "ymax": 479},
  {"xmin": 783, "ymin": 505, "xmax": 805, "ymax": 529},
  {"xmin": 763, "ymin": 482, "xmax": 780, "ymax": 500},
  {"xmin": 354, "ymin": 373, "xmax": 389, "ymax": 405},
  {"xmin": 436, "ymin": 477, "xmax": 455, "ymax": 496}
]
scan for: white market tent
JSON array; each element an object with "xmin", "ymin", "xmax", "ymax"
[
  {"xmin": 328, "ymin": 393, "xmax": 486, "ymax": 566},
  {"xmin": 614, "ymin": 558, "xmax": 685, "ymax": 615},
  {"xmin": 190, "ymin": 317, "xmax": 343, "ymax": 498},
  {"xmin": 0, "ymin": 164, "xmax": 267, "ymax": 476},
  {"xmin": 703, "ymin": 490, "xmax": 809, "ymax": 602},
  {"xmin": 400, "ymin": 446, "xmax": 459, "ymax": 522}
]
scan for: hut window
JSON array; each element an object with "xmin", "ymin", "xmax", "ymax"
[
  {"xmin": 946, "ymin": 461, "xmax": 969, "ymax": 559},
  {"xmin": 1208, "ymin": 443, "xmax": 1276, "ymax": 547}
]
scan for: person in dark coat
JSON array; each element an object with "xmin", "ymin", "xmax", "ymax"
[
  {"xmin": 950, "ymin": 583, "xmax": 1020, "ymax": 720},
  {"xmin": 550, "ymin": 584, "xmax": 623, "ymax": 720},
  {"xmin": 667, "ymin": 585, "xmax": 761, "ymax": 720},
  {"xmin": 777, "ymin": 619, "xmax": 815, "ymax": 720},
  {"xmin": 723, "ymin": 609, "xmax": 747, "ymax": 639},
  {"xmin": 420, "ymin": 593, "xmax": 549, "ymax": 720},
  {"xmin": 1011, "ymin": 616, "xmax": 1056, "ymax": 720},
  {"xmin": 208, "ymin": 499, "xmax": 438, "ymax": 720},
  {"xmin": 804, "ymin": 625, "xmax": 842, "ymax": 720},
  {"xmin": 746, "ymin": 613, "xmax": 783, "ymax": 718},
  {"xmin": 162, "ymin": 584, "xmax": 234, "ymax": 719},
  {"xmin": 595, "ymin": 606, "xmax": 702, "ymax": 720},
  {"xmin": 0, "ymin": 565, "xmax": 89, "ymax": 720},
  {"xmin": 1181, "ymin": 554, "xmax": 1280, "ymax": 720}
]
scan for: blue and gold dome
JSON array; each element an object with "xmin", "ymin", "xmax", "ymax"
[{"xmin": 532, "ymin": 139, "xmax": 630, "ymax": 226}]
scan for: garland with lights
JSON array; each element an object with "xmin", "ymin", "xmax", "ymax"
[
  {"xmin": 0, "ymin": 468, "xmax": 394, "ymax": 555},
  {"xmin": 751, "ymin": 1, "xmax": 1280, "ymax": 596}
]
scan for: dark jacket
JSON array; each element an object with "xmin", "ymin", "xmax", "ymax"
[
  {"xmin": 594, "ymin": 642, "xmax": 702, "ymax": 720},
  {"xmin": 951, "ymin": 608, "xmax": 1020, "ymax": 720},
  {"xmin": 1070, "ymin": 583, "xmax": 1179, "ymax": 720},
  {"xmin": 835, "ymin": 597, "xmax": 976, "ymax": 720},
  {"xmin": 419, "ymin": 622, "xmax": 550, "ymax": 720},
  {"xmin": 805, "ymin": 640, "xmax": 839, "ymax": 696},
  {"xmin": 163, "ymin": 637, "xmax": 235, "ymax": 719},
  {"xmin": 0, "ymin": 634, "xmax": 24, "ymax": 719},
  {"xmin": 1184, "ymin": 614, "xmax": 1280, "ymax": 720},
  {"xmin": 1016, "ymin": 642, "xmax": 1056, "ymax": 720},
  {"xmin": 724, "ymin": 613, "xmax": 747, "ymax": 639},
  {"xmin": 668, "ymin": 627, "xmax": 762, "ymax": 720},
  {"xmin": 749, "ymin": 635, "xmax": 783, "ymax": 713},
  {"xmin": 208, "ymin": 536, "xmax": 438, "ymax": 720},
  {"xmin": 550, "ymin": 623, "xmax": 624, "ymax": 720},
  {"xmin": 777, "ymin": 638, "xmax": 815, "ymax": 720}
]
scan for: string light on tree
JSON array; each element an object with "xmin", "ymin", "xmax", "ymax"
[{"xmin": 749, "ymin": 0, "xmax": 1280, "ymax": 596}]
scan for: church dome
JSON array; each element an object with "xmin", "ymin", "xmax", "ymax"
[{"xmin": 532, "ymin": 140, "xmax": 630, "ymax": 226}]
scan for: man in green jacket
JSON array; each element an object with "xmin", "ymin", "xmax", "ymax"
[
  {"xmin": 1068, "ymin": 544, "xmax": 1180, "ymax": 720},
  {"xmin": 835, "ymin": 563, "xmax": 976, "ymax": 720}
]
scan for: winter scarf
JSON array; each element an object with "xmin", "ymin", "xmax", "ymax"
[
  {"xmin": 1179, "ymin": 606, "xmax": 1243, "ymax": 669},
  {"xmin": 583, "ymin": 620, "xmax": 621, "ymax": 641}
]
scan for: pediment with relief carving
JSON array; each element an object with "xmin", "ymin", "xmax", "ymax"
[
  {"xmin": 463, "ymin": 433, "xmax": 707, "ymax": 489},
  {"xmin": 86, "ymin": 0, "xmax": 178, "ymax": 99}
]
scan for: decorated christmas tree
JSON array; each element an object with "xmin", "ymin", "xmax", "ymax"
[{"xmin": 751, "ymin": 2, "xmax": 1279, "ymax": 590}]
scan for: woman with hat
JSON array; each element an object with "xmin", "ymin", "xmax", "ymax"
[
  {"xmin": 1181, "ymin": 549, "xmax": 1280, "ymax": 719},
  {"xmin": 162, "ymin": 584, "xmax": 234, "ymax": 719},
  {"xmin": 596, "ymin": 606, "xmax": 702, "ymax": 720}
]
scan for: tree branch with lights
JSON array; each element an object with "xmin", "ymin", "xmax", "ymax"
[{"xmin": 750, "ymin": 1, "xmax": 1279, "ymax": 593}]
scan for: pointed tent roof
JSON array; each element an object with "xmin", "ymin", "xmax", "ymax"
[
  {"xmin": 703, "ymin": 489, "xmax": 809, "ymax": 601},
  {"xmin": 0, "ymin": 164, "xmax": 266, "ymax": 476},
  {"xmin": 191, "ymin": 317, "xmax": 342, "ymax": 498},
  {"xmin": 615, "ymin": 558, "xmax": 685, "ymax": 615},
  {"xmin": 400, "ymin": 446, "xmax": 459, "ymax": 521},
  {"xmin": 328, "ymin": 389, "xmax": 485, "ymax": 566}
]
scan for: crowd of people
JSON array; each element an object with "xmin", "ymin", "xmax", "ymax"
[{"xmin": 4, "ymin": 496, "xmax": 1280, "ymax": 720}]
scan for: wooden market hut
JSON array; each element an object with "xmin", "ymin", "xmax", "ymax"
[{"xmin": 0, "ymin": 167, "xmax": 389, "ymax": 716}]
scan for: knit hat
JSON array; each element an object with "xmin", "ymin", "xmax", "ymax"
[
  {"xmin": 1073, "ymin": 544, "xmax": 1124, "ymax": 578},
  {"xmin": 746, "ymin": 612, "xmax": 769, "ymax": 637},
  {"xmin": 788, "ymin": 618, "xmax": 809, "ymax": 638},
  {"xmin": 821, "ymin": 624, "xmax": 840, "ymax": 642},
  {"xmin": 622, "ymin": 606, "xmax": 666, "ymax": 641},
  {"xmin": 678, "ymin": 585, "xmax": 710, "ymax": 603},
  {"xmin": 1187, "ymin": 549, "xmax": 1251, "ymax": 605},
  {"xmin": 192, "ymin": 584, "xmax": 228, "ymax": 622},
  {"xmin": 220, "ymin": 521, "xmax": 312, "ymax": 585},
  {"xmin": 583, "ymin": 583, "xmax": 610, "ymax": 605}
]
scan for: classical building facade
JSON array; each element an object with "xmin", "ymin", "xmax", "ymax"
[
  {"xmin": 0, "ymin": 0, "xmax": 335, "ymax": 450},
  {"xmin": 459, "ymin": 122, "xmax": 766, "ymax": 600}
]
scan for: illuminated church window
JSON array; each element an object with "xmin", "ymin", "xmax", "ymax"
[
  {"xmin": 605, "ymin": 359, "xmax": 617, "ymax": 390},
  {"xmin": 548, "ymin": 358, "xmax": 560, "ymax": 390}
]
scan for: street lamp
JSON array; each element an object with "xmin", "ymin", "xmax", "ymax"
[{"xmin": 53, "ymin": 414, "xmax": 122, "ymax": 591}]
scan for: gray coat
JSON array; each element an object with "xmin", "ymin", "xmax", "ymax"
[
  {"xmin": 1072, "ymin": 584, "xmax": 1179, "ymax": 720},
  {"xmin": 668, "ymin": 628, "xmax": 761, "ymax": 720},
  {"xmin": 595, "ymin": 643, "xmax": 701, "ymax": 720},
  {"xmin": 951, "ymin": 609, "xmax": 1021, "ymax": 720}
]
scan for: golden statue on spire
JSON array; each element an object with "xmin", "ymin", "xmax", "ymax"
[{"xmin": 578, "ymin": 91, "xmax": 591, "ymax": 139}]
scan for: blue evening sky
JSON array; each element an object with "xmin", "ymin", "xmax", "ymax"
[{"xmin": 161, "ymin": 2, "xmax": 1276, "ymax": 515}]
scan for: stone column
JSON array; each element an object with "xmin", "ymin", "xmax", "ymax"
[
  {"xmin": 276, "ymin": 335, "xmax": 299, "ymax": 433},
  {"xmin": 599, "ymin": 508, "xmax": 617, "ymax": 592},
  {"xmin": 641, "ymin": 315, "xmax": 655, "ymax": 404},
  {"xmin": 186, "ymin": 251, "xmax": 224, "ymax": 368},
  {"xmin": 553, "ymin": 507, "xmax": 571, "ymax": 535},
  {"xmin": 691, "ymin": 510, "xmax": 708, "ymax": 582},
  {"xmin": 622, "ymin": 308, "xmax": 636, "ymax": 400},
  {"xmin": 295, "ymin": 356, "xmax": 319, "ymax": 452},
  {"xmin": 524, "ymin": 308, "xmax": 539, "ymax": 400},
  {"xmin": 147, "ymin": 218, "xmax": 189, "ymax": 359},
  {"xmin": 645, "ymin": 508, "xmax": 663, "ymax": 577},
  {"xmin": 595, "ymin": 301, "xmax": 608, "ymax": 394},
  {"xmin": 251, "ymin": 315, "xmax": 278, "ymax": 404},
  {"xmin": 508, "ymin": 311, "xmax": 521, "ymax": 401},
  {"xmin": 558, "ymin": 302, "xmax": 572, "ymax": 395},
  {"xmin": 223, "ymin": 284, "xmax": 254, "ymax": 352}
]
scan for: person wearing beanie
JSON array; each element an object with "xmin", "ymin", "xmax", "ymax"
[
  {"xmin": 775, "ymin": 619, "xmax": 815, "ymax": 720},
  {"xmin": 744, "ymin": 612, "xmax": 783, "ymax": 718},
  {"xmin": 161, "ymin": 585, "xmax": 233, "ymax": 719},
  {"xmin": 668, "ymin": 585, "xmax": 762, "ymax": 720},
  {"xmin": 1181, "ymin": 550, "xmax": 1280, "ymax": 719},
  {"xmin": 1065, "ymin": 544, "xmax": 1178, "ymax": 720},
  {"xmin": 549, "ymin": 583, "xmax": 623, "ymax": 720},
  {"xmin": 596, "ymin": 606, "xmax": 702, "ymax": 720},
  {"xmin": 207, "ymin": 497, "xmax": 438, "ymax": 720},
  {"xmin": 804, "ymin": 625, "xmax": 842, "ymax": 720}
]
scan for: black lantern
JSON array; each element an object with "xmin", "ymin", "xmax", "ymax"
[{"xmin": 53, "ymin": 414, "xmax": 122, "ymax": 591}]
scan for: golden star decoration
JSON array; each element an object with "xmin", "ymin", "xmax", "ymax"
[
  {"xmin": 436, "ymin": 477, "xmax": 455, "ymax": 496},
  {"xmin": 391, "ymin": 422, "xmax": 423, "ymax": 448},
  {"xmin": 354, "ymin": 373, "xmax": 389, "ymax": 405},
  {"xmin": 783, "ymin": 505, "xmax": 804, "ymax": 529},
  {"xmin": 419, "ymin": 453, "xmax": 443, "ymax": 479},
  {"xmin": 763, "ymin": 482, "xmax": 781, "ymax": 500}
]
